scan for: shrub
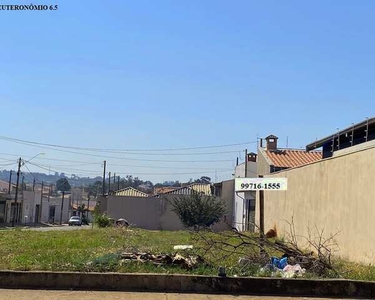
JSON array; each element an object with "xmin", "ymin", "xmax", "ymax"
[
  {"xmin": 169, "ymin": 193, "xmax": 226, "ymax": 229},
  {"xmin": 94, "ymin": 214, "xmax": 112, "ymax": 228}
]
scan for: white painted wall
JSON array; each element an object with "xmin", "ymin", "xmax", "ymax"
[
  {"xmin": 22, "ymin": 191, "xmax": 41, "ymax": 224},
  {"xmin": 21, "ymin": 191, "xmax": 71, "ymax": 224},
  {"xmin": 233, "ymin": 161, "xmax": 257, "ymax": 231},
  {"xmin": 49, "ymin": 195, "xmax": 71, "ymax": 224}
]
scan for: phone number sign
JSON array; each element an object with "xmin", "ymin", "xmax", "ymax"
[{"xmin": 235, "ymin": 178, "xmax": 288, "ymax": 191}]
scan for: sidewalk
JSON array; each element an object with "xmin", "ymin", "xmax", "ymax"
[
  {"xmin": 0, "ymin": 223, "xmax": 66, "ymax": 230},
  {"xmin": 0, "ymin": 289, "xmax": 347, "ymax": 300}
]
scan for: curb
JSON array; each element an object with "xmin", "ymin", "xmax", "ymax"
[{"xmin": 0, "ymin": 271, "xmax": 374, "ymax": 298}]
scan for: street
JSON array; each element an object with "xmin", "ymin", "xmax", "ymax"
[
  {"xmin": 28, "ymin": 225, "xmax": 92, "ymax": 231},
  {"xmin": 0, "ymin": 289, "xmax": 352, "ymax": 300}
]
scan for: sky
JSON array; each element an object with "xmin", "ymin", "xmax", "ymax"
[{"xmin": 1, "ymin": 0, "xmax": 375, "ymax": 183}]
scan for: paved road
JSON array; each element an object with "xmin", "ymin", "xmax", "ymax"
[
  {"xmin": 0, "ymin": 225, "xmax": 93, "ymax": 232},
  {"xmin": 28, "ymin": 225, "xmax": 93, "ymax": 231},
  {"xmin": 0, "ymin": 290, "xmax": 351, "ymax": 300}
]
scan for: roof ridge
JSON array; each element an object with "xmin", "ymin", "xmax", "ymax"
[
  {"xmin": 113, "ymin": 186, "xmax": 148, "ymax": 195},
  {"xmin": 264, "ymin": 148, "xmax": 322, "ymax": 168},
  {"xmin": 271, "ymin": 148, "xmax": 322, "ymax": 153}
]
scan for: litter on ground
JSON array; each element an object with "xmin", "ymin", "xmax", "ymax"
[{"xmin": 173, "ymin": 245, "xmax": 193, "ymax": 250}]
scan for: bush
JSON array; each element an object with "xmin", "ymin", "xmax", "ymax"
[
  {"xmin": 169, "ymin": 193, "xmax": 226, "ymax": 229},
  {"xmin": 94, "ymin": 214, "xmax": 112, "ymax": 228}
]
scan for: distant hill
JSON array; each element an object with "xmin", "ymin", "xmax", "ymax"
[
  {"xmin": 0, "ymin": 169, "xmax": 102, "ymax": 188},
  {"xmin": 0, "ymin": 170, "xmax": 212, "ymax": 190}
]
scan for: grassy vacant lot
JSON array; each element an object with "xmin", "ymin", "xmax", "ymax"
[
  {"xmin": 0, "ymin": 227, "xmax": 374, "ymax": 280},
  {"xmin": 0, "ymin": 227, "xmax": 218, "ymax": 275}
]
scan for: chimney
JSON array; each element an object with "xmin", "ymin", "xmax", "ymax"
[
  {"xmin": 247, "ymin": 152, "xmax": 257, "ymax": 162},
  {"xmin": 265, "ymin": 135, "xmax": 278, "ymax": 151}
]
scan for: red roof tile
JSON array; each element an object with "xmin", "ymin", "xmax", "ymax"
[
  {"xmin": 154, "ymin": 187, "xmax": 179, "ymax": 194},
  {"xmin": 264, "ymin": 149, "xmax": 322, "ymax": 168}
]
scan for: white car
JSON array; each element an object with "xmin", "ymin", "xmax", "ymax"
[{"xmin": 68, "ymin": 216, "xmax": 82, "ymax": 226}]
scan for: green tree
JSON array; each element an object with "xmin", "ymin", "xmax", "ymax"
[
  {"xmin": 56, "ymin": 178, "xmax": 71, "ymax": 192},
  {"xmin": 84, "ymin": 180, "xmax": 106, "ymax": 196},
  {"xmin": 169, "ymin": 193, "xmax": 226, "ymax": 229}
]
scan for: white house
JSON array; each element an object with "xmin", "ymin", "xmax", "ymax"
[{"xmin": 233, "ymin": 152, "xmax": 257, "ymax": 232}]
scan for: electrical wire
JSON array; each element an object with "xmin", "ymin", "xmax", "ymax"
[
  {"xmin": 0, "ymin": 155, "xmax": 232, "ymax": 171},
  {"xmin": 23, "ymin": 162, "xmax": 43, "ymax": 184},
  {"xmin": 0, "ymin": 141, "xmax": 235, "ymax": 163},
  {"xmin": 0, "ymin": 162, "xmax": 18, "ymax": 167},
  {"xmin": 0, "ymin": 135, "xmax": 256, "ymax": 152},
  {"xmin": 26, "ymin": 162, "xmax": 79, "ymax": 177},
  {"xmin": 0, "ymin": 153, "xmax": 102, "ymax": 164},
  {"xmin": 26, "ymin": 161, "xmax": 233, "ymax": 176}
]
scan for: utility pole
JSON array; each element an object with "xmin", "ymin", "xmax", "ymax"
[
  {"xmin": 108, "ymin": 172, "xmax": 111, "ymax": 194},
  {"xmin": 117, "ymin": 176, "xmax": 120, "ymax": 190},
  {"xmin": 113, "ymin": 173, "xmax": 116, "ymax": 191},
  {"xmin": 39, "ymin": 181, "xmax": 44, "ymax": 223},
  {"xmin": 47, "ymin": 184, "xmax": 51, "ymax": 223},
  {"xmin": 102, "ymin": 161, "xmax": 106, "ymax": 196},
  {"xmin": 81, "ymin": 184, "xmax": 84, "ymax": 207},
  {"xmin": 87, "ymin": 195, "xmax": 90, "ymax": 220},
  {"xmin": 8, "ymin": 170, "xmax": 12, "ymax": 194},
  {"xmin": 259, "ymin": 175, "xmax": 265, "ymax": 255},
  {"xmin": 12, "ymin": 158, "xmax": 22, "ymax": 227},
  {"xmin": 245, "ymin": 149, "xmax": 248, "ymax": 177},
  {"xmin": 33, "ymin": 178, "xmax": 36, "ymax": 192},
  {"xmin": 48, "ymin": 184, "xmax": 51, "ymax": 201},
  {"xmin": 60, "ymin": 191, "xmax": 65, "ymax": 225},
  {"xmin": 21, "ymin": 176, "xmax": 24, "ymax": 195}
]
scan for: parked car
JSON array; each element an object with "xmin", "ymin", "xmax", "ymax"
[{"xmin": 68, "ymin": 216, "xmax": 82, "ymax": 226}]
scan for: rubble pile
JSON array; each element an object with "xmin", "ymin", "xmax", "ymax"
[{"xmin": 120, "ymin": 252, "xmax": 205, "ymax": 270}]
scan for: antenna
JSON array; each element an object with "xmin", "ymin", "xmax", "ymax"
[{"xmin": 286, "ymin": 136, "xmax": 289, "ymax": 148}]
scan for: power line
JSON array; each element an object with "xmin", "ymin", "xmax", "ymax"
[
  {"xmin": 37, "ymin": 163, "xmax": 232, "ymax": 173},
  {"xmin": 26, "ymin": 161, "xmax": 233, "ymax": 176},
  {"xmin": 0, "ymin": 158, "xmax": 16, "ymax": 162},
  {"xmin": 23, "ymin": 162, "xmax": 43, "ymax": 184},
  {"xmin": 0, "ymin": 154, "xmax": 232, "ymax": 170},
  {"xmin": 105, "ymin": 163, "xmax": 231, "ymax": 171},
  {"xmin": 0, "ymin": 141, "xmax": 235, "ymax": 163},
  {"xmin": 0, "ymin": 135, "xmax": 257, "ymax": 152},
  {"xmin": 0, "ymin": 161, "xmax": 18, "ymax": 168},
  {"xmin": 90, "ymin": 149, "xmax": 242, "ymax": 156},
  {"xmin": 0, "ymin": 153, "xmax": 102, "ymax": 164},
  {"xmin": 26, "ymin": 161, "xmax": 77, "ymax": 177}
]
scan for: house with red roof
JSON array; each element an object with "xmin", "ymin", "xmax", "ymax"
[
  {"xmin": 257, "ymin": 135, "xmax": 322, "ymax": 176},
  {"xmin": 232, "ymin": 135, "xmax": 322, "ymax": 233}
]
